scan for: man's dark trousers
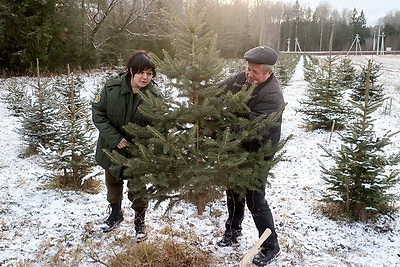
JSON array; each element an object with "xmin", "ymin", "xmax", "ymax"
[{"xmin": 224, "ymin": 185, "xmax": 278, "ymax": 247}]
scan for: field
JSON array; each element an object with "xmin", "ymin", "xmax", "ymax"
[{"xmin": 0, "ymin": 54, "xmax": 399, "ymax": 266}]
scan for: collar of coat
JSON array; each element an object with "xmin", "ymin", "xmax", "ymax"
[
  {"xmin": 232, "ymin": 71, "xmax": 275, "ymax": 92},
  {"xmin": 251, "ymin": 72, "xmax": 275, "ymax": 94},
  {"xmin": 106, "ymin": 72, "xmax": 159, "ymax": 96}
]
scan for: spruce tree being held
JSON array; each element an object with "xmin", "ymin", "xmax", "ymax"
[{"xmin": 104, "ymin": 4, "xmax": 289, "ymax": 214}]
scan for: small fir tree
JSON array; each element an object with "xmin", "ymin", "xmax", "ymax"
[
  {"xmin": 0, "ymin": 78, "xmax": 27, "ymax": 116},
  {"xmin": 303, "ymin": 55, "xmax": 319, "ymax": 83},
  {"xmin": 41, "ymin": 66, "xmax": 97, "ymax": 190},
  {"xmin": 336, "ymin": 57, "xmax": 356, "ymax": 91},
  {"xmin": 222, "ymin": 59, "xmax": 246, "ymax": 78},
  {"xmin": 105, "ymin": 3, "xmax": 288, "ymax": 214},
  {"xmin": 297, "ymin": 54, "xmax": 349, "ymax": 130},
  {"xmin": 18, "ymin": 59, "xmax": 58, "ymax": 156},
  {"xmin": 319, "ymin": 60, "xmax": 400, "ymax": 221},
  {"xmin": 351, "ymin": 60, "xmax": 384, "ymax": 103},
  {"xmin": 275, "ymin": 53, "xmax": 300, "ymax": 86}
]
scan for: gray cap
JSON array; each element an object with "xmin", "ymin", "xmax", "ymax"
[{"xmin": 244, "ymin": 46, "xmax": 277, "ymax": 65}]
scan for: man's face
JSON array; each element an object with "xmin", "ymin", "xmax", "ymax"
[{"xmin": 245, "ymin": 61, "xmax": 272, "ymax": 84}]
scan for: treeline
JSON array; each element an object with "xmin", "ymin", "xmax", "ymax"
[{"xmin": 0, "ymin": 0, "xmax": 399, "ymax": 75}]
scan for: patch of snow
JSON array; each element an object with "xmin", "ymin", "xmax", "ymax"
[{"xmin": 0, "ymin": 55, "xmax": 399, "ymax": 266}]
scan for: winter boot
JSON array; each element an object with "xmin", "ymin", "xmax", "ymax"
[
  {"xmin": 216, "ymin": 229, "xmax": 242, "ymax": 247},
  {"xmin": 252, "ymin": 243, "xmax": 280, "ymax": 266},
  {"xmin": 100, "ymin": 201, "xmax": 124, "ymax": 233},
  {"xmin": 133, "ymin": 208, "xmax": 147, "ymax": 242}
]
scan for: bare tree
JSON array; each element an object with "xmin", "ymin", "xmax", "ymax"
[
  {"xmin": 253, "ymin": 0, "xmax": 284, "ymax": 49},
  {"xmin": 314, "ymin": 3, "xmax": 332, "ymax": 51},
  {"xmin": 82, "ymin": 0, "xmax": 164, "ymax": 52}
]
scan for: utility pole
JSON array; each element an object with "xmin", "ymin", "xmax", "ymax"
[
  {"xmin": 381, "ymin": 32, "xmax": 385, "ymax": 55},
  {"xmin": 347, "ymin": 34, "xmax": 362, "ymax": 56},
  {"xmin": 295, "ymin": 37, "xmax": 302, "ymax": 53},
  {"xmin": 372, "ymin": 31, "xmax": 376, "ymax": 51},
  {"xmin": 376, "ymin": 27, "xmax": 381, "ymax": 55},
  {"xmin": 319, "ymin": 19, "xmax": 324, "ymax": 51}
]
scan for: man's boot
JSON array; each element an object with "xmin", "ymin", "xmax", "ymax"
[
  {"xmin": 133, "ymin": 208, "xmax": 147, "ymax": 242},
  {"xmin": 100, "ymin": 201, "xmax": 124, "ymax": 233},
  {"xmin": 252, "ymin": 243, "xmax": 280, "ymax": 266}
]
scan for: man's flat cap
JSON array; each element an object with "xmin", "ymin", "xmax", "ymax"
[{"xmin": 244, "ymin": 46, "xmax": 277, "ymax": 65}]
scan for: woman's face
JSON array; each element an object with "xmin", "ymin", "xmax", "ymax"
[{"xmin": 131, "ymin": 69, "xmax": 154, "ymax": 89}]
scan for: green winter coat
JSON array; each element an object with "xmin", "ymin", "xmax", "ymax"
[{"xmin": 92, "ymin": 72, "xmax": 158, "ymax": 178}]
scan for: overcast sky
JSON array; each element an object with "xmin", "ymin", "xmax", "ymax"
[{"xmin": 289, "ymin": 0, "xmax": 400, "ymax": 26}]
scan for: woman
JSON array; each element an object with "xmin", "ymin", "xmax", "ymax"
[{"xmin": 92, "ymin": 50, "xmax": 158, "ymax": 241}]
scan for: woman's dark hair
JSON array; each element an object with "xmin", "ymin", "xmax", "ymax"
[{"xmin": 126, "ymin": 50, "xmax": 156, "ymax": 79}]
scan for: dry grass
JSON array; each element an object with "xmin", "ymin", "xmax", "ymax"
[
  {"xmin": 43, "ymin": 175, "xmax": 102, "ymax": 195},
  {"xmin": 108, "ymin": 238, "xmax": 214, "ymax": 267},
  {"xmin": 300, "ymin": 123, "xmax": 345, "ymax": 132},
  {"xmin": 32, "ymin": 224, "xmax": 216, "ymax": 267},
  {"xmin": 317, "ymin": 201, "xmax": 396, "ymax": 222},
  {"xmin": 35, "ymin": 238, "xmax": 87, "ymax": 267}
]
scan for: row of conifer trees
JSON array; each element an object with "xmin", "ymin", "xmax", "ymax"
[{"xmin": 299, "ymin": 55, "xmax": 399, "ymax": 221}]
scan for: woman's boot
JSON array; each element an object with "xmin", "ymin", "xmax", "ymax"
[
  {"xmin": 133, "ymin": 208, "xmax": 147, "ymax": 242},
  {"xmin": 101, "ymin": 201, "xmax": 124, "ymax": 232}
]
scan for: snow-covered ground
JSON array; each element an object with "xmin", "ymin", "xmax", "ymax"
[{"xmin": 0, "ymin": 55, "xmax": 399, "ymax": 266}]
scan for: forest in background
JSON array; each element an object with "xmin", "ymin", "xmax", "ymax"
[{"xmin": 1, "ymin": 0, "xmax": 400, "ymax": 74}]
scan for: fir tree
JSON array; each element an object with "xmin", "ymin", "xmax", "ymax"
[
  {"xmin": 336, "ymin": 57, "xmax": 356, "ymax": 91},
  {"xmin": 18, "ymin": 59, "xmax": 58, "ymax": 156},
  {"xmin": 319, "ymin": 60, "xmax": 400, "ymax": 221},
  {"xmin": 297, "ymin": 55, "xmax": 349, "ymax": 130},
  {"xmin": 1, "ymin": 78, "xmax": 27, "ymax": 116},
  {"xmin": 303, "ymin": 55, "xmax": 318, "ymax": 83},
  {"xmin": 275, "ymin": 53, "xmax": 300, "ymax": 86},
  {"xmin": 105, "ymin": 3, "xmax": 288, "ymax": 214},
  {"xmin": 351, "ymin": 60, "xmax": 384, "ymax": 103},
  {"xmin": 41, "ymin": 66, "xmax": 97, "ymax": 190},
  {"xmin": 0, "ymin": 0, "xmax": 56, "ymax": 73}
]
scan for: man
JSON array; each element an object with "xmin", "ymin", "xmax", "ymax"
[{"xmin": 217, "ymin": 46, "xmax": 284, "ymax": 266}]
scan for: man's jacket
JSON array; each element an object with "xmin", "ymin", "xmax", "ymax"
[{"xmin": 219, "ymin": 70, "xmax": 284, "ymax": 152}]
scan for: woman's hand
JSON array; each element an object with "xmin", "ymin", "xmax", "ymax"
[{"xmin": 117, "ymin": 138, "xmax": 129, "ymax": 149}]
